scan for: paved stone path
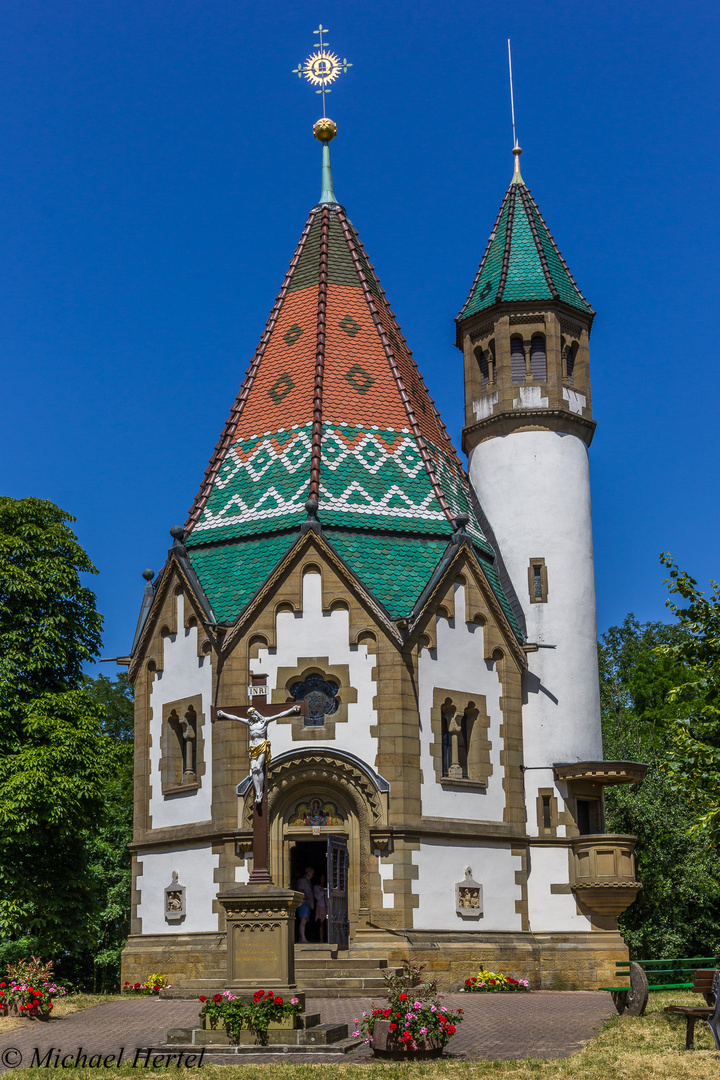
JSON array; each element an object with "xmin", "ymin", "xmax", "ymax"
[{"xmin": 0, "ymin": 992, "xmax": 613, "ymax": 1069}]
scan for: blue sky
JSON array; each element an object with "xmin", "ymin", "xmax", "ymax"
[{"xmin": 3, "ymin": 0, "xmax": 719, "ymax": 659}]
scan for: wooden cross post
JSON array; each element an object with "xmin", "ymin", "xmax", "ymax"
[{"xmin": 212, "ymin": 675, "xmax": 304, "ymax": 886}]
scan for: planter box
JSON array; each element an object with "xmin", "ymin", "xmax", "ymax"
[{"xmin": 371, "ymin": 1019, "xmax": 444, "ymax": 1060}]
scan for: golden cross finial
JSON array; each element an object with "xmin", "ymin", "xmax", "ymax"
[{"xmin": 292, "ymin": 24, "xmax": 352, "ymax": 118}]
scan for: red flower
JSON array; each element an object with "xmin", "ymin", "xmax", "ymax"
[
  {"xmin": 457, "ymin": 1008, "xmax": 464, "ymax": 1014},
  {"xmin": 465, "ymin": 979, "xmax": 472, "ymax": 985},
  {"xmin": 124, "ymin": 982, "xmax": 129, "ymax": 986},
  {"xmin": 134, "ymin": 983, "xmax": 141, "ymax": 989},
  {"xmin": 198, "ymin": 996, "xmax": 207, "ymax": 1003},
  {"xmin": 266, "ymin": 991, "xmax": 274, "ymax": 998},
  {"xmin": 401, "ymin": 1032, "xmax": 413, "ymax": 1044},
  {"xmin": 472, "ymin": 977, "xmax": 477, "ymax": 982},
  {"xmin": 445, "ymin": 1024, "xmax": 456, "ymax": 1035},
  {"xmin": 489, "ymin": 979, "xmax": 496, "ymax": 984},
  {"xmin": 388, "ymin": 1023, "xmax": 398, "ymax": 1032},
  {"xmin": 213, "ymin": 994, "xmax": 223, "ymax": 1002},
  {"xmin": 383, "ymin": 1008, "xmax": 391, "ymax": 1018},
  {"xmin": 256, "ymin": 990, "xmax": 264, "ymax": 996},
  {"xmin": 439, "ymin": 1015, "xmax": 447, "ymax": 1023},
  {"xmin": 398, "ymin": 993, "xmax": 408, "ymax": 1001},
  {"xmin": 274, "ymin": 997, "xmax": 283, "ymax": 1006},
  {"xmin": 48, "ymin": 1003, "xmax": 53, "ymax": 1010}
]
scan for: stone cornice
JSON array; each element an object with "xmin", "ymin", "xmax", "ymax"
[{"xmin": 463, "ymin": 408, "xmax": 596, "ymax": 453}]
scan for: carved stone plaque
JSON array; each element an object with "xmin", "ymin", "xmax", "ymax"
[
  {"xmin": 164, "ymin": 870, "xmax": 186, "ymax": 922},
  {"xmin": 455, "ymin": 867, "xmax": 483, "ymax": 919}
]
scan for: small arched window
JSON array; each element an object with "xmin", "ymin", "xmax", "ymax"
[
  {"xmin": 510, "ymin": 336, "xmax": 525, "ymax": 384},
  {"xmin": 565, "ymin": 343, "xmax": 577, "ymax": 386},
  {"xmin": 530, "ymin": 334, "xmax": 547, "ymax": 382},
  {"xmin": 474, "ymin": 346, "xmax": 489, "ymax": 392}
]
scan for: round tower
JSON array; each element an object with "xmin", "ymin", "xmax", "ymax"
[{"xmin": 456, "ymin": 147, "xmax": 602, "ymax": 829}]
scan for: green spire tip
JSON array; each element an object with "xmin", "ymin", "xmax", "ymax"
[{"xmin": 319, "ymin": 139, "xmax": 338, "ymax": 204}]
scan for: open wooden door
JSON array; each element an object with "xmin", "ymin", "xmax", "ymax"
[{"xmin": 327, "ymin": 834, "xmax": 349, "ymax": 949}]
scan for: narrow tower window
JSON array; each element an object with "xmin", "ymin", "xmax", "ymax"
[
  {"xmin": 476, "ymin": 347, "xmax": 489, "ymax": 392},
  {"xmin": 510, "ymin": 336, "xmax": 525, "ymax": 383},
  {"xmin": 530, "ymin": 335, "xmax": 547, "ymax": 382},
  {"xmin": 566, "ymin": 344, "xmax": 576, "ymax": 385},
  {"xmin": 528, "ymin": 558, "xmax": 548, "ymax": 603}
]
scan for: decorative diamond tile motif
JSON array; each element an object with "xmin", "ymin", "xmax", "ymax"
[{"xmin": 182, "ymin": 199, "xmax": 520, "ymax": 639}]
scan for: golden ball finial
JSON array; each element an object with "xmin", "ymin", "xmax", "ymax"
[{"xmin": 313, "ymin": 117, "xmax": 337, "ymax": 142}]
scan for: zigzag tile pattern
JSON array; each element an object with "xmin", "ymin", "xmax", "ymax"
[{"xmin": 182, "ymin": 197, "xmax": 518, "ymax": 633}]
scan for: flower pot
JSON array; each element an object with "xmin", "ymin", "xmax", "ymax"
[{"xmin": 371, "ymin": 1019, "xmax": 445, "ymax": 1060}]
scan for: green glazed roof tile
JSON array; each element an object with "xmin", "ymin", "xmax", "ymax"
[
  {"xmin": 188, "ymin": 532, "xmax": 293, "ymax": 623},
  {"xmin": 326, "ymin": 529, "xmax": 447, "ymax": 619},
  {"xmin": 459, "ymin": 170, "xmax": 594, "ymax": 320}
]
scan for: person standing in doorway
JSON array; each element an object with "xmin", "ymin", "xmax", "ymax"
[
  {"xmin": 314, "ymin": 873, "xmax": 328, "ymax": 942},
  {"xmin": 296, "ymin": 866, "xmax": 315, "ymax": 943}
]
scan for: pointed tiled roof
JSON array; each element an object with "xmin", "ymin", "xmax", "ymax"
[
  {"xmin": 181, "ymin": 159, "xmax": 521, "ymax": 639},
  {"xmin": 458, "ymin": 155, "xmax": 594, "ymax": 322}
]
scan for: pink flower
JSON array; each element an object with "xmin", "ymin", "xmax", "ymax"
[
  {"xmin": 352, "ymin": 1030, "xmax": 360, "ymax": 1037},
  {"xmin": 413, "ymin": 1001, "xmax": 422, "ymax": 1009},
  {"xmin": 291, "ymin": 997, "xmax": 299, "ymax": 1005},
  {"xmin": 430, "ymin": 1005, "xmax": 437, "ymax": 1012},
  {"xmin": 420, "ymin": 1027, "xmax": 427, "ymax": 1034}
]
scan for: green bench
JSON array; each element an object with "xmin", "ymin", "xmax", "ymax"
[{"xmin": 600, "ymin": 956, "xmax": 720, "ymax": 1016}]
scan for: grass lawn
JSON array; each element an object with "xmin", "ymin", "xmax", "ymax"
[{"xmin": 6, "ymin": 990, "xmax": 719, "ymax": 1079}]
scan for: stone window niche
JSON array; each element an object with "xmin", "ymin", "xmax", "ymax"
[
  {"xmin": 160, "ymin": 695, "xmax": 205, "ymax": 795},
  {"xmin": 510, "ymin": 335, "xmax": 526, "ymax": 384},
  {"xmin": 528, "ymin": 558, "xmax": 548, "ymax": 604},
  {"xmin": 536, "ymin": 787, "xmax": 559, "ymax": 837},
  {"xmin": 431, "ymin": 688, "xmax": 492, "ymax": 791},
  {"xmin": 530, "ymin": 334, "xmax": 547, "ymax": 382}
]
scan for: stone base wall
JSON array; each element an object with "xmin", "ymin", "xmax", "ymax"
[
  {"xmin": 122, "ymin": 928, "xmax": 627, "ymax": 992},
  {"xmin": 352, "ymin": 929, "xmax": 628, "ymax": 990},
  {"xmin": 121, "ymin": 933, "xmax": 226, "ymax": 987}
]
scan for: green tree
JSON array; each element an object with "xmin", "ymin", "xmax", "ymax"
[
  {"xmin": 0, "ymin": 498, "xmax": 113, "ymax": 963},
  {"xmin": 81, "ymin": 672, "xmax": 134, "ymax": 990},
  {"xmin": 656, "ymin": 556, "xmax": 720, "ymax": 841},
  {"xmin": 600, "ymin": 615, "xmax": 720, "ymax": 958}
]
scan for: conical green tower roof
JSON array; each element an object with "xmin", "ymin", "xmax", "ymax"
[{"xmin": 458, "ymin": 151, "xmax": 594, "ymax": 321}]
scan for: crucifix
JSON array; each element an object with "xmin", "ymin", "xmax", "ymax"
[{"xmin": 212, "ymin": 675, "xmax": 304, "ymax": 886}]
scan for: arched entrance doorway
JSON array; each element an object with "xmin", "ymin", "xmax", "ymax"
[{"xmin": 257, "ymin": 749, "xmax": 390, "ymax": 949}]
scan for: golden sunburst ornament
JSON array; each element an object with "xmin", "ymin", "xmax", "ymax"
[
  {"xmin": 292, "ymin": 24, "xmax": 352, "ymax": 118},
  {"xmin": 303, "ymin": 49, "xmax": 343, "ymax": 86}
]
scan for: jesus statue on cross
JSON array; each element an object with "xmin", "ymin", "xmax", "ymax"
[{"xmin": 217, "ymin": 703, "xmax": 301, "ymax": 803}]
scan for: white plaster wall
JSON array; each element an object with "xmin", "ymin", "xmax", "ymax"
[
  {"xmin": 412, "ymin": 839, "xmax": 522, "ymax": 931},
  {"xmin": 418, "ymin": 582, "xmax": 505, "ymax": 821},
  {"xmin": 252, "ymin": 572, "xmax": 378, "ymax": 768},
  {"xmin": 526, "ymin": 844, "xmax": 592, "ymax": 932},
  {"xmin": 377, "ymin": 856, "xmax": 394, "ymax": 908},
  {"xmin": 469, "ymin": 430, "xmax": 602, "ymax": 838},
  {"xmin": 148, "ymin": 593, "xmax": 214, "ymax": 829},
  {"xmin": 136, "ymin": 846, "xmax": 219, "ymax": 934}
]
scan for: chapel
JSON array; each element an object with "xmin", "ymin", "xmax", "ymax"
[{"xmin": 121, "ymin": 116, "xmax": 645, "ymax": 992}]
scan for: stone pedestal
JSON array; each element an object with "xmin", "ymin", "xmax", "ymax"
[{"xmin": 218, "ymin": 886, "xmax": 303, "ymax": 993}]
